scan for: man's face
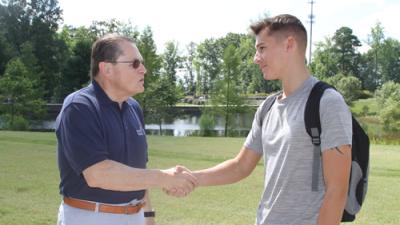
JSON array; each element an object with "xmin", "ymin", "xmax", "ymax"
[
  {"xmin": 109, "ymin": 41, "xmax": 147, "ymax": 96},
  {"xmin": 253, "ymin": 28, "xmax": 286, "ymax": 80}
]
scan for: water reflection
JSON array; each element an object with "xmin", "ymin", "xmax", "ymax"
[
  {"xmin": 28, "ymin": 113, "xmax": 254, "ymax": 137},
  {"xmin": 146, "ymin": 114, "xmax": 253, "ymax": 137},
  {"xmin": 145, "ymin": 116, "xmax": 226, "ymax": 136}
]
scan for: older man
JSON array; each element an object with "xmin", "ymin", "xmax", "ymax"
[{"xmin": 56, "ymin": 34, "xmax": 197, "ymax": 225}]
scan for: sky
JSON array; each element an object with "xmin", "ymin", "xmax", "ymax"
[{"xmin": 59, "ymin": 0, "xmax": 400, "ymax": 58}]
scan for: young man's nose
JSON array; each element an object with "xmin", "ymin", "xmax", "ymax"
[{"xmin": 254, "ymin": 53, "xmax": 261, "ymax": 64}]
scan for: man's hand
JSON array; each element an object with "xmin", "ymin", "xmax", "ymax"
[
  {"xmin": 160, "ymin": 165, "xmax": 197, "ymax": 197},
  {"xmin": 162, "ymin": 165, "xmax": 197, "ymax": 197}
]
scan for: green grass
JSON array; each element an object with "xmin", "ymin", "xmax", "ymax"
[{"xmin": 0, "ymin": 131, "xmax": 399, "ymax": 225}]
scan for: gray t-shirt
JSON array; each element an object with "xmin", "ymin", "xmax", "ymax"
[{"xmin": 244, "ymin": 76, "xmax": 352, "ymax": 225}]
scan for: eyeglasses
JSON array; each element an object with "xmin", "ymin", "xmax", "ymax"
[{"xmin": 107, "ymin": 59, "xmax": 144, "ymax": 69}]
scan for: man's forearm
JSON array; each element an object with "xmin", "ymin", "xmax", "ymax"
[
  {"xmin": 317, "ymin": 189, "xmax": 348, "ymax": 225},
  {"xmin": 83, "ymin": 159, "xmax": 196, "ymax": 192},
  {"xmin": 194, "ymin": 159, "xmax": 248, "ymax": 186},
  {"xmin": 194, "ymin": 148, "xmax": 260, "ymax": 187}
]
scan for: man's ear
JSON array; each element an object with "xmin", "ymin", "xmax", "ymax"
[
  {"xmin": 286, "ymin": 36, "xmax": 296, "ymax": 52},
  {"xmin": 99, "ymin": 62, "xmax": 111, "ymax": 75}
]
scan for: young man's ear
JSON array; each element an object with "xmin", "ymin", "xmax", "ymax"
[{"xmin": 285, "ymin": 36, "xmax": 296, "ymax": 52}]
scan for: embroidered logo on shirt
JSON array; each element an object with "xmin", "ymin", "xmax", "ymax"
[{"xmin": 136, "ymin": 128, "xmax": 145, "ymax": 136}]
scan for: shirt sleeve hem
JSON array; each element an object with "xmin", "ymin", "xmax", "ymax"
[{"xmin": 72, "ymin": 155, "xmax": 109, "ymax": 175}]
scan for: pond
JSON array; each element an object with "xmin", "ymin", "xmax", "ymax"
[{"xmin": 30, "ymin": 112, "xmax": 255, "ymax": 137}]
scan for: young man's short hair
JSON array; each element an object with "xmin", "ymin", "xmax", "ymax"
[{"xmin": 250, "ymin": 14, "xmax": 308, "ymax": 51}]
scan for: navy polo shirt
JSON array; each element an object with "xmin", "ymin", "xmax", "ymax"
[{"xmin": 55, "ymin": 80, "xmax": 148, "ymax": 204}]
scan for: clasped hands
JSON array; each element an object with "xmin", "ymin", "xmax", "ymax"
[{"xmin": 161, "ymin": 165, "xmax": 197, "ymax": 197}]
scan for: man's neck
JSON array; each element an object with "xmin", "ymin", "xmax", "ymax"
[
  {"xmin": 94, "ymin": 77, "xmax": 127, "ymax": 107},
  {"xmin": 280, "ymin": 65, "xmax": 310, "ymax": 99}
]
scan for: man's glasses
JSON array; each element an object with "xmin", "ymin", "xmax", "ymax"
[{"xmin": 107, "ymin": 59, "xmax": 144, "ymax": 69}]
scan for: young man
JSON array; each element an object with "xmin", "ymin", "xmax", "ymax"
[
  {"xmin": 55, "ymin": 34, "xmax": 197, "ymax": 225},
  {"xmin": 178, "ymin": 14, "xmax": 352, "ymax": 225}
]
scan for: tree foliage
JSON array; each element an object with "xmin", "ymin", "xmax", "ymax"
[
  {"xmin": 375, "ymin": 81, "xmax": 400, "ymax": 131},
  {"xmin": 0, "ymin": 0, "xmax": 67, "ymax": 100},
  {"xmin": 195, "ymin": 38, "xmax": 222, "ymax": 97},
  {"xmin": 325, "ymin": 74, "xmax": 362, "ymax": 105},
  {"xmin": 380, "ymin": 38, "xmax": 400, "ymax": 84},
  {"xmin": 55, "ymin": 26, "xmax": 95, "ymax": 100},
  {"xmin": 0, "ymin": 58, "xmax": 45, "ymax": 129},
  {"xmin": 1, "ymin": 2, "xmax": 400, "ymax": 134},
  {"xmin": 210, "ymin": 45, "xmax": 246, "ymax": 136},
  {"xmin": 143, "ymin": 41, "xmax": 182, "ymax": 133},
  {"xmin": 182, "ymin": 42, "xmax": 197, "ymax": 95}
]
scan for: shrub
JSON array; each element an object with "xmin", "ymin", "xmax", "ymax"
[
  {"xmin": 326, "ymin": 74, "xmax": 362, "ymax": 105},
  {"xmin": 375, "ymin": 81, "xmax": 400, "ymax": 132},
  {"xmin": 0, "ymin": 114, "xmax": 29, "ymax": 131},
  {"xmin": 199, "ymin": 111, "xmax": 215, "ymax": 137}
]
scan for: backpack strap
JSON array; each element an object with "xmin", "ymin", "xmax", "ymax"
[
  {"xmin": 258, "ymin": 92, "xmax": 281, "ymax": 127},
  {"xmin": 304, "ymin": 81, "xmax": 334, "ymax": 191}
]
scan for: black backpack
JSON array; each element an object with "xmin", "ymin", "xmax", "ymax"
[{"xmin": 258, "ymin": 81, "xmax": 369, "ymax": 222}]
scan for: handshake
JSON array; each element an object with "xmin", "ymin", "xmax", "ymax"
[{"xmin": 160, "ymin": 165, "xmax": 198, "ymax": 198}]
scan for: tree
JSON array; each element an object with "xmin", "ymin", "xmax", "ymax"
[
  {"xmin": 29, "ymin": 0, "xmax": 66, "ymax": 101},
  {"xmin": 236, "ymin": 36, "xmax": 256, "ymax": 94},
  {"xmin": 0, "ymin": 31, "xmax": 14, "ymax": 75},
  {"xmin": 0, "ymin": 58, "xmax": 45, "ymax": 129},
  {"xmin": 375, "ymin": 81, "xmax": 400, "ymax": 131},
  {"xmin": 0, "ymin": 0, "xmax": 67, "ymax": 101},
  {"xmin": 90, "ymin": 19, "xmax": 121, "ymax": 37},
  {"xmin": 137, "ymin": 26, "xmax": 160, "ymax": 84},
  {"xmin": 380, "ymin": 38, "xmax": 400, "ymax": 83},
  {"xmin": 162, "ymin": 41, "xmax": 180, "ymax": 83},
  {"xmin": 195, "ymin": 38, "xmax": 222, "ymax": 97},
  {"xmin": 182, "ymin": 42, "xmax": 197, "ymax": 96},
  {"xmin": 198, "ymin": 108, "xmax": 215, "ymax": 136},
  {"xmin": 61, "ymin": 39, "xmax": 92, "ymax": 97},
  {"xmin": 360, "ymin": 52, "xmax": 380, "ymax": 91},
  {"xmin": 219, "ymin": 32, "xmax": 245, "ymax": 50},
  {"xmin": 89, "ymin": 19, "xmax": 139, "ymax": 40},
  {"xmin": 310, "ymin": 37, "xmax": 339, "ymax": 78},
  {"xmin": 325, "ymin": 74, "xmax": 362, "ymax": 105},
  {"xmin": 332, "ymin": 27, "xmax": 362, "ymax": 79},
  {"xmin": 56, "ymin": 26, "xmax": 96, "ymax": 100},
  {"xmin": 359, "ymin": 22, "xmax": 386, "ymax": 91},
  {"xmin": 135, "ymin": 26, "xmax": 161, "ymax": 117},
  {"xmin": 211, "ymin": 45, "xmax": 246, "ymax": 137},
  {"xmin": 311, "ymin": 27, "xmax": 362, "ymax": 80},
  {"xmin": 145, "ymin": 41, "xmax": 182, "ymax": 133},
  {"xmin": 0, "ymin": 0, "xmax": 31, "ymax": 53}
]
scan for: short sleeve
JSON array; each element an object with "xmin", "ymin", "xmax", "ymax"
[
  {"xmin": 57, "ymin": 103, "xmax": 108, "ymax": 175},
  {"xmin": 244, "ymin": 101, "xmax": 266, "ymax": 155},
  {"xmin": 319, "ymin": 89, "xmax": 352, "ymax": 152}
]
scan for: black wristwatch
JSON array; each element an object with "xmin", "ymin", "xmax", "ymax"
[{"xmin": 144, "ymin": 210, "xmax": 155, "ymax": 218}]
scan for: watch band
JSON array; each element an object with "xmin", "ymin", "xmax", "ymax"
[{"xmin": 144, "ymin": 211, "xmax": 155, "ymax": 218}]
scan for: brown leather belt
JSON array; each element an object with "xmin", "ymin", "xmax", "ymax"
[{"xmin": 63, "ymin": 197, "xmax": 144, "ymax": 215}]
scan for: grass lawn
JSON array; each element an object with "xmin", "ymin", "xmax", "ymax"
[{"xmin": 0, "ymin": 131, "xmax": 399, "ymax": 225}]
